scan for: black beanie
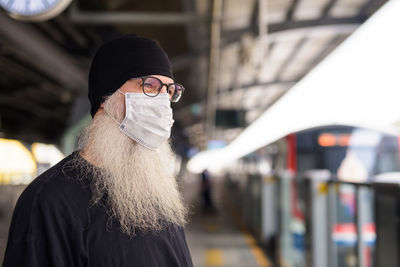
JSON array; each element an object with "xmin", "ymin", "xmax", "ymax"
[{"xmin": 88, "ymin": 34, "xmax": 173, "ymax": 117}]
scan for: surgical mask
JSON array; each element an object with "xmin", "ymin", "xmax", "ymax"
[{"xmin": 106, "ymin": 91, "xmax": 174, "ymax": 150}]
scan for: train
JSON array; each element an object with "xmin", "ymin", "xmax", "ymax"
[{"xmin": 222, "ymin": 125, "xmax": 400, "ymax": 267}]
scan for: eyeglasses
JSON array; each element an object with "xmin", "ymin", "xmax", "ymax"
[{"xmin": 140, "ymin": 76, "xmax": 185, "ymax": 103}]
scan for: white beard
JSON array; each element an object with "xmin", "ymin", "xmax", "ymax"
[{"xmin": 74, "ymin": 93, "xmax": 187, "ymax": 236}]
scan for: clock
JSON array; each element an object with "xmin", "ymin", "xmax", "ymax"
[{"xmin": 0, "ymin": 0, "xmax": 72, "ymax": 21}]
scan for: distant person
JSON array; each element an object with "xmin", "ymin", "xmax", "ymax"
[
  {"xmin": 200, "ymin": 169, "xmax": 214, "ymax": 213},
  {"xmin": 3, "ymin": 35, "xmax": 192, "ymax": 267}
]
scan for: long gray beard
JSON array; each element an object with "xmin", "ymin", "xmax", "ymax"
[{"xmin": 74, "ymin": 94, "xmax": 187, "ymax": 236}]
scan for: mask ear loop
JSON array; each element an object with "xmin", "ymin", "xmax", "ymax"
[
  {"xmin": 104, "ymin": 90, "xmax": 126, "ymax": 125},
  {"xmin": 104, "ymin": 109, "xmax": 121, "ymax": 125}
]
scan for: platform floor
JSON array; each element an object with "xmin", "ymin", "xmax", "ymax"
[{"xmin": 182, "ymin": 177, "xmax": 271, "ymax": 267}]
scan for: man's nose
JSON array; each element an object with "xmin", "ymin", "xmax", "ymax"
[{"xmin": 160, "ymin": 84, "xmax": 168, "ymax": 94}]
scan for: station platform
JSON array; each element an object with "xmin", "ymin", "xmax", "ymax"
[{"xmin": 182, "ymin": 177, "xmax": 271, "ymax": 267}]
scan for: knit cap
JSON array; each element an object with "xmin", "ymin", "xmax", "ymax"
[{"xmin": 88, "ymin": 34, "xmax": 173, "ymax": 117}]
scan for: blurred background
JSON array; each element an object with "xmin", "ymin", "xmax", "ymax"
[{"xmin": 1, "ymin": 0, "xmax": 400, "ymax": 266}]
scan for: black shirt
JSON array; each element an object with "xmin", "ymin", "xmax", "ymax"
[{"xmin": 3, "ymin": 152, "xmax": 193, "ymax": 267}]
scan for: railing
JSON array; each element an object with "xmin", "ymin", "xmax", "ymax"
[{"xmin": 223, "ymin": 171, "xmax": 400, "ymax": 267}]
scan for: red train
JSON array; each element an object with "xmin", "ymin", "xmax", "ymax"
[{"xmin": 224, "ymin": 125, "xmax": 400, "ymax": 267}]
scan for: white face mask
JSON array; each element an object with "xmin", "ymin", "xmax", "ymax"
[{"xmin": 106, "ymin": 91, "xmax": 174, "ymax": 150}]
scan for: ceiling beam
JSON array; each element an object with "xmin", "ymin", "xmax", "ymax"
[
  {"xmin": 69, "ymin": 2, "xmax": 208, "ymax": 25},
  {"xmin": 0, "ymin": 54, "xmax": 59, "ymax": 88},
  {"xmin": 222, "ymin": 18, "xmax": 361, "ymax": 46},
  {"xmin": 249, "ymin": 89, "xmax": 289, "ymax": 110},
  {"xmin": 269, "ymin": 16, "xmax": 362, "ymax": 32},
  {"xmin": 298, "ymin": 34, "xmax": 347, "ymax": 78},
  {"xmin": 286, "ymin": 0, "xmax": 301, "ymax": 21},
  {"xmin": 216, "ymin": 81, "xmax": 293, "ymax": 109},
  {"xmin": 358, "ymin": 0, "xmax": 387, "ymax": 19},
  {"xmin": 0, "ymin": 11, "xmax": 87, "ymax": 94},
  {"xmin": 0, "ymin": 95, "xmax": 66, "ymax": 120},
  {"xmin": 219, "ymin": 80, "xmax": 297, "ymax": 94},
  {"xmin": 321, "ymin": 0, "xmax": 339, "ymax": 18},
  {"xmin": 275, "ymin": 37, "xmax": 308, "ymax": 81}
]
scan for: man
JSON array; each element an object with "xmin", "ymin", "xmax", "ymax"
[{"xmin": 3, "ymin": 35, "xmax": 193, "ymax": 267}]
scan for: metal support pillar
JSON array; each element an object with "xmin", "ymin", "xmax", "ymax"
[
  {"xmin": 256, "ymin": 0, "xmax": 269, "ymax": 81},
  {"xmin": 205, "ymin": 0, "xmax": 222, "ymax": 146}
]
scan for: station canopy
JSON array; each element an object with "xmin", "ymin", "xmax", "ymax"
[
  {"xmin": 188, "ymin": 0, "xmax": 400, "ymax": 173},
  {"xmin": 0, "ymin": 0, "xmax": 390, "ymax": 155}
]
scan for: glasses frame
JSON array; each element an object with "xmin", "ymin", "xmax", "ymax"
[{"xmin": 140, "ymin": 76, "xmax": 185, "ymax": 103}]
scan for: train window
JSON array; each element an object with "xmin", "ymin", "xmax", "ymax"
[
  {"xmin": 297, "ymin": 153, "xmax": 317, "ymax": 172},
  {"xmin": 350, "ymin": 148, "xmax": 375, "ymax": 173},
  {"xmin": 376, "ymin": 136, "xmax": 400, "ymax": 174},
  {"xmin": 323, "ymin": 148, "xmax": 347, "ymax": 174},
  {"xmin": 297, "ymin": 132, "xmax": 314, "ymax": 149},
  {"xmin": 376, "ymin": 151, "xmax": 400, "ymax": 174}
]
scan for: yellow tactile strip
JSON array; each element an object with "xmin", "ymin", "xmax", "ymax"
[
  {"xmin": 205, "ymin": 248, "xmax": 224, "ymax": 266},
  {"xmin": 222, "ymin": 195, "xmax": 271, "ymax": 267},
  {"xmin": 243, "ymin": 232, "xmax": 271, "ymax": 267}
]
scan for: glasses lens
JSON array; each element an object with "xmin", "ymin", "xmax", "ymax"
[
  {"xmin": 143, "ymin": 77, "xmax": 161, "ymax": 96},
  {"xmin": 169, "ymin": 84, "xmax": 184, "ymax": 102}
]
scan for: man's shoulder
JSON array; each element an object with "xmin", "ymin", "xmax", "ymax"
[
  {"xmin": 7, "ymin": 152, "xmax": 92, "ymax": 246},
  {"xmin": 17, "ymin": 152, "xmax": 91, "ymax": 212}
]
